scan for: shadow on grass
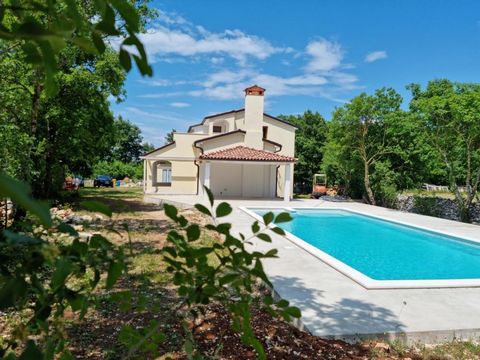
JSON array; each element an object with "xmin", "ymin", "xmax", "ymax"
[{"xmin": 74, "ymin": 187, "xmax": 160, "ymax": 214}]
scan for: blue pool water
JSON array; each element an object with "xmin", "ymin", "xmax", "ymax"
[{"xmin": 253, "ymin": 209, "xmax": 480, "ymax": 280}]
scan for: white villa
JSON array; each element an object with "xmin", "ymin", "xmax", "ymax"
[{"xmin": 141, "ymin": 85, "xmax": 297, "ymax": 201}]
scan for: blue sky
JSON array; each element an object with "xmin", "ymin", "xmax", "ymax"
[{"xmin": 112, "ymin": 0, "xmax": 480, "ymax": 146}]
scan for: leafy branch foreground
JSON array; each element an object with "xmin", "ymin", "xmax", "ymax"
[
  {"xmin": 159, "ymin": 187, "xmax": 300, "ymax": 359},
  {"xmin": 0, "ymin": 174, "xmax": 300, "ymax": 359}
]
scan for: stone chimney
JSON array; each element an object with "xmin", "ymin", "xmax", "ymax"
[{"xmin": 244, "ymin": 85, "xmax": 265, "ymax": 148}]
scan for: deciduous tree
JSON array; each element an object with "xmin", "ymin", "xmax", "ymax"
[
  {"xmin": 322, "ymin": 88, "xmax": 403, "ymax": 204},
  {"xmin": 110, "ymin": 116, "xmax": 144, "ymax": 163},
  {"xmin": 409, "ymin": 79, "xmax": 480, "ymax": 222},
  {"xmin": 278, "ymin": 111, "xmax": 327, "ymax": 190}
]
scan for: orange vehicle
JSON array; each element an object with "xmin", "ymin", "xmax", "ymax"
[{"xmin": 312, "ymin": 173, "xmax": 327, "ymax": 198}]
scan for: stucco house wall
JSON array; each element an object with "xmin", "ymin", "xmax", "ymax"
[{"xmin": 142, "ymin": 85, "xmax": 297, "ymax": 199}]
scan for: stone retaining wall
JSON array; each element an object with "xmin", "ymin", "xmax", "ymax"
[{"xmin": 397, "ymin": 195, "xmax": 480, "ymax": 224}]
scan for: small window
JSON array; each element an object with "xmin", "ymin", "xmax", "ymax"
[
  {"xmin": 213, "ymin": 125, "xmax": 222, "ymax": 133},
  {"xmin": 262, "ymin": 126, "xmax": 268, "ymax": 139},
  {"xmin": 154, "ymin": 161, "xmax": 172, "ymax": 186},
  {"xmin": 161, "ymin": 168, "xmax": 172, "ymax": 183}
]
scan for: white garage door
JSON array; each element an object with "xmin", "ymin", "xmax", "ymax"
[
  {"xmin": 210, "ymin": 163, "xmax": 242, "ymax": 197},
  {"xmin": 210, "ymin": 163, "xmax": 276, "ymax": 198}
]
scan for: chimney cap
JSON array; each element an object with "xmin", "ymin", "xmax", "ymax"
[{"xmin": 244, "ymin": 85, "xmax": 265, "ymax": 96}]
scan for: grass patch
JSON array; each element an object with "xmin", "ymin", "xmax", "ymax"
[{"xmin": 418, "ymin": 341, "xmax": 480, "ymax": 359}]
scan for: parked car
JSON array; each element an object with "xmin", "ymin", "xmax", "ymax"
[{"xmin": 94, "ymin": 175, "xmax": 113, "ymax": 188}]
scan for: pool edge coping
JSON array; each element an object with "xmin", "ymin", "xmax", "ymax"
[{"xmin": 239, "ymin": 206, "xmax": 480, "ymax": 290}]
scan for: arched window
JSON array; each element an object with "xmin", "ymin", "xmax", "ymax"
[{"xmin": 153, "ymin": 161, "xmax": 172, "ymax": 186}]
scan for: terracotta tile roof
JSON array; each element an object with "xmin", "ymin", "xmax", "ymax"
[
  {"xmin": 244, "ymin": 85, "xmax": 266, "ymax": 92},
  {"xmin": 200, "ymin": 146, "xmax": 296, "ymax": 162}
]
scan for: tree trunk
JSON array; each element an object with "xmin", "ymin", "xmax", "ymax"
[
  {"xmin": 30, "ymin": 72, "xmax": 43, "ymax": 138},
  {"xmin": 461, "ymin": 167, "xmax": 480, "ymax": 223},
  {"xmin": 43, "ymin": 119, "xmax": 56, "ymax": 198},
  {"xmin": 364, "ymin": 161, "xmax": 376, "ymax": 205},
  {"xmin": 28, "ymin": 73, "xmax": 43, "ymax": 189},
  {"xmin": 443, "ymin": 152, "xmax": 472, "ymax": 223}
]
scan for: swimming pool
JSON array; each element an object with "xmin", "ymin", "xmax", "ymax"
[{"xmin": 245, "ymin": 208, "xmax": 480, "ymax": 289}]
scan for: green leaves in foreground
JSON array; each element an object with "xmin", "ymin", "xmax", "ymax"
[
  {"xmin": 161, "ymin": 187, "xmax": 301, "ymax": 360},
  {"xmin": 251, "ymin": 211, "xmax": 291, "ymax": 240},
  {"xmin": 0, "ymin": 0, "xmax": 153, "ymax": 95},
  {"xmin": 0, "ymin": 174, "xmax": 125, "ymax": 359},
  {"xmin": 216, "ymin": 202, "xmax": 232, "ymax": 217}
]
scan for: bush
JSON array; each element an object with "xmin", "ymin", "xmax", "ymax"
[
  {"xmin": 376, "ymin": 184, "xmax": 398, "ymax": 209},
  {"xmin": 371, "ymin": 161, "xmax": 399, "ymax": 208},
  {"xmin": 93, "ymin": 160, "xmax": 143, "ymax": 180},
  {"xmin": 413, "ymin": 196, "xmax": 440, "ymax": 217}
]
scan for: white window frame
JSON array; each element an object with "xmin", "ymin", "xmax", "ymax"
[{"xmin": 153, "ymin": 161, "xmax": 172, "ymax": 186}]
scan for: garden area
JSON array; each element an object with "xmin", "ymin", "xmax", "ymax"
[{"xmin": 3, "ymin": 187, "xmax": 480, "ymax": 359}]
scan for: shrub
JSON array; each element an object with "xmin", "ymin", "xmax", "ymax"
[
  {"xmin": 413, "ymin": 196, "xmax": 440, "ymax": 217},
  {"xmin": 93, "ymin": 160, "xmax": 143, "ymax": 180},
  {"xmin": 371, "ymin": 161, "xmax": 399, "ymax": 208}
]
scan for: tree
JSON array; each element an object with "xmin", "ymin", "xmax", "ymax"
[
  {"xmin": 408, "ymin": 80, "xmax": 480, "ymax": 222},
  {"xmin": 322, "ymin": 88, "xmax": 403, "ymax": 205},
  {"xmin": 322, "ymin": 118, "xmax": 363, "ymax": 198},
  {"xmin": 93, "ymin": 160, "xmax": 142, "ymax": 179},
  {"xmin": 110, "ymin": 116, "xmax": 144, "ymax": 163},
  {"xmin": 164, "ymin": 128, "xmax": 176, "ymax": 144},
  {"xmin": 0, "ymin": 41, "xmax": 129, "ymax": 197},
  {"xmin": 1, "ymin": 0, "xmax": 157, "ymax": 196},
  {"xmin": 0, "ymin": 0, "xmax": 153, "ymax": 95},
  {"xmin": 278, "ymin": 111, "xmax": 327, "ymax": 190},
  {"xmin": 142, "ymin": 142, "xmax": 155, "ymax": 154}
]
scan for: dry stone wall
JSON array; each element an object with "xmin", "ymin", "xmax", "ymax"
[{"xmin": 397, "ymin": 195, "xmax": 480, "ymax": 224}]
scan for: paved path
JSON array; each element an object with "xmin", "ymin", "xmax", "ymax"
[{"xmin": 146, "ymin": 195, "xmax": 480, "ymax": 344}]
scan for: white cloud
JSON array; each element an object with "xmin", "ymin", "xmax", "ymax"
[
  {"xmin": 184, "ymin": 70, "xmax": 332, "ymax": 100},
  {"xmin": 132, "ymin": 11, "xmax": 361, "ymax": 104},
  {"xmin": 330, "ymin": 72, "xmax": 358, "ymax": 86},
  {"xmin": 140, "ymin": 91, "xmax": 186, "ymax": 99},
  {"xmin": 118, "ymin": 106, "xmax": 195, "ymax": 145},
  {"xmin": 305, "ymin": 39, "xmax": 344, "ymax": 72},
  {"xmin": 121, "ymin": 106, "xmax": 188, "ymax": 123},
  {"xmin": 141, "ymin": 65, "xmax": 360, "ymax": 101},
  {"xmin": 139, "ymin": 25, "xmax": 284, "ymax": 64},
  {"xmin": 170, "ymin": 102, "xmax": 191, "ymax": 108},
  {"xmin": 138, "ymin": 79, "xmax": 171, "ymax": 86},
  {"xmin": 137, "ymin": 79, "xmax": 193, "ymax": 87},
  {"xmin": 252, "ymin": 74, "xmax": 328, "ymax": 96},
  {"xmin": 210, "ymin": 57, "xmax": 224, "ymax": 65},
  {"xmin": 156, "ymin": 10, "xmax": 188, "ymax": 26},
  {"xmin": 364, "ymin": 50, "xmax": 387, "ymax": 63},
  {"xmin": 203, "ymin": 69, "xmax": 253, "ymax": 88},
  {"xmin": 135, "ymin": 124, "xmax": 168, "ymax": 146},
  {"xmin": 188, "ymin": 83, "xmax": 244, "ymax": 100}
]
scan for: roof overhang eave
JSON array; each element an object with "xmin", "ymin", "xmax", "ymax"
[{"xmin": 198, "ymin": 159, "xmax": 297, "ymax": 165}]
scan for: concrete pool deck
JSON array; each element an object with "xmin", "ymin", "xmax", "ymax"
[{"xmin": 145, "ymin": 195, "xmax": 480, "ymax": 344}]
